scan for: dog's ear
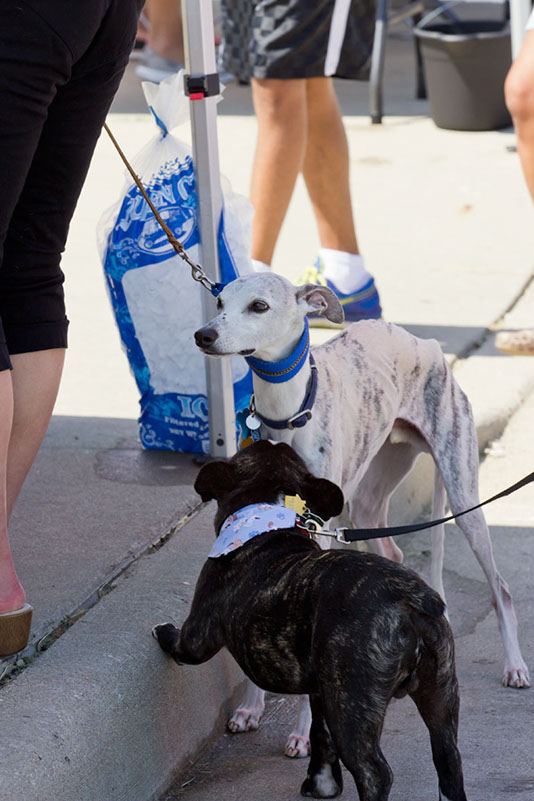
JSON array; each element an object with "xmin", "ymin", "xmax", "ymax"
[
  {"xmin": 300, "ymin": 475, "xmax": 345, "ymax": 521},
  {"xmin": 194, "ymin": 461, "xmax": 236, "ymax": 502},
  {"xmin": 295, "ymin": 284, "xmax": 344, "ymax": 325}
]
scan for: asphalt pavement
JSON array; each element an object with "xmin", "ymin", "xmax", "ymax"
[{"xmin": 1, "ymin": 28, "xmax": 534, "ymax": 801}]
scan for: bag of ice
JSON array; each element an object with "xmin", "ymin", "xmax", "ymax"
[{"xmin": 98, "ymin": 71, "xmax": 252, "ymax": 453}]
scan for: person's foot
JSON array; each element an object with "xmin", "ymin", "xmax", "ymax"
[
  {"xmin": 135, "ymin": 47, "xmax": 184, "ymax": 83},
  {"xmin": 495, "ymin": 328, "xmax": 534, "ymax": 355},
  {"xmin": 295, "ymin": 259, "xmax": 382, "ymax": 327},
  {"xmin": 0, "ymin": 565, "xmax": 26, "ymax": 616},
  {"xmin": 219, "ymin": 71, "xmax": 236, "ymax": 86},
  {"xmin": 0, "ymin": 560, "xmax": 30, "ymax": 656}
]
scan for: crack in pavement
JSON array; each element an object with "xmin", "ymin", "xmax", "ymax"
[{"xmin": 0, "ymin": 500, "xmax": 204, "ymax": 687}]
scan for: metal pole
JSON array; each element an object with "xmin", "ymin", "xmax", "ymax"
[
  {"xmin": 182, "ymin": 0, "xmax": 236, "ymax": 459},
  {"xmin": 369, "ymin": 0, "xmax": 389, "ymax": 124},
  {"xmin": 510, "ymin": 0, "xmax": 531, "ymax": 58}
]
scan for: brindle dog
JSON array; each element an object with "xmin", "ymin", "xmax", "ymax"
[{"xmin": 153, "ymin": 441, "xmax": 467, "ymax": 801}]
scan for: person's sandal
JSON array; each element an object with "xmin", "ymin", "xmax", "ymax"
[{"xmin": 0, "ymin": 603, "xmax": 33, "ymax": 658}]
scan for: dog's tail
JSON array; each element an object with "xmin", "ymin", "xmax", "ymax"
[{"xmin": 385, "ymin": 569, "xmax": 445, "ymax": 618}]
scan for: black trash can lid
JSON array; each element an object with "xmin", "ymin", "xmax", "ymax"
[{"xmin": 415, "ymin": 19, "xmax": 510, "ymax": 41}]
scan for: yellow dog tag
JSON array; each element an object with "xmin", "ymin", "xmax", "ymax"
[{"xmin": 284, "ymin": 494, "xmax": 308, "ymax": 515}]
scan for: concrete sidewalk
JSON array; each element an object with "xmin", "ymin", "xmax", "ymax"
[{"xmin": 1, "ymin": 31, "xmax": 534, "ymax": 801}]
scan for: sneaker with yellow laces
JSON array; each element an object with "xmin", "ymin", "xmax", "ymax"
[{"xmin": 295, "ymin": 259, "xmax": 382, "ymax": 327}]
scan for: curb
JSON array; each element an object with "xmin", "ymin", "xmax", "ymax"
[{"xmin": 0, "ymin": 506, "xmax": 245, "ymax": 801}]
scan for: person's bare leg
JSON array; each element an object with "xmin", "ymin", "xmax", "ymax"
[
  {"xmin": 250, "ymin": 78, "xmax": 308, "ymax": 266},
  {"xmin": 505, "ymin": 30, "xmax": 534, "ymax": 201},
  {"xmin": 302, "ymin": 77, "xmax": 359, "ymax": 254},
  {"xmin": 496, "ymin": 31, "xmax": 534, "ymax": 355},
  {"xmin": 136, "ymin": 1, "xmax": 151, "ymax": 45},
  {"xmin": 6, "ymin": 350, "xmax": 65, "ymax": 518},
  {"xmin": 0, "ymin": 369, "xmax": 21, "ymax": 615},
  {"xmin": 144, "ymin": 0, "xmax": 184, "ymax": 63},
  {"xmin": 0, "ymin": 349, "xmax": 65, "ymax": 614}
]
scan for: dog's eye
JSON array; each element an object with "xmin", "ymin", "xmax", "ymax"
[
  {"xmin": 216, "ymin": 297, "xmax": 223, "ymax": 311},
  {"xmin": 250, "ymin": 300, "xmax": 269, "ymax": 313}
]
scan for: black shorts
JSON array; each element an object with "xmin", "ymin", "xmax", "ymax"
[
  {"xmin": 0, "ymin": 0, "xmax": 143, "ymax": 372},
  {"xmin": 219, "ymin": 0, "xmax": 376, "ymax": 83}
]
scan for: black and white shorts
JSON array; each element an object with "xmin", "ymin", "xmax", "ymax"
[{"xmin": 219, "ymin": 0, "xmax": 376, "ymax": 83}]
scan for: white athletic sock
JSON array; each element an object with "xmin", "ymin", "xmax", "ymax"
[
  {"xmin": 251, "ymin": 258, "xmax": 271, "ymax": 272},
  {"xmin": 319, "ymin": 248, "xmax": 373, "ymax": 294}
]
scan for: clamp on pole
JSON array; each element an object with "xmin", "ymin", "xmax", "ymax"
[{"xmin": 184, "ymin": 72, "xmax": 221, "ymax": 101}]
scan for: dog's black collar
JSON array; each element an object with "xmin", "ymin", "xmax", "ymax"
[{"xmin": 251, "ymin": 354, "xmax": 318, "ymax": 431}]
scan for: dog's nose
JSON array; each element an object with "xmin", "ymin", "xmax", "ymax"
[{"xmin": 194, "ymin": 327, "xmax": 219, "ymax": 348}]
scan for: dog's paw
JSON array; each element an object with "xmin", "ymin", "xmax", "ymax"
[
  {"xmin": 285, "ymin": 732, "xmax": 310, "ymax": 759},
  {"xmin": 227, "ymin": 707, "xmax": 263, "ymax": 733},
  {"xmin": 301, "ymin": 764, "xmax": 342, "ymax": 797},
  {"xmin": 502, "ymin": 662, "xmax": 531, "ymax": 688},
  {"xmin": 152, "ymin": 623, "xmax": 169, "ymax": 640},
  {"xmin": 152, "ymin": 622, "xmax": 182, "ymax": 662}
]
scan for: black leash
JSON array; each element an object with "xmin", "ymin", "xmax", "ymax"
[{"xmin": 335, "ymin": 469, "xmax": 534, "ymax": 543}]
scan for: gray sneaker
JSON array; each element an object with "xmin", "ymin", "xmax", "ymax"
[{"xmin": 136, "ymin": 47, "xmax": 184, "ymax": 83}]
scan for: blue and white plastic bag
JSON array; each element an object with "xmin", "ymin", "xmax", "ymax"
[{"xmin": 98, "ymin": 72, "xmax": 253, "ymax": 453}]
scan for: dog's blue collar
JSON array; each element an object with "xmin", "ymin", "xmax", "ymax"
[{"xmin": 245, "ymin": 319, "xmax": 310, "ymax": 384}]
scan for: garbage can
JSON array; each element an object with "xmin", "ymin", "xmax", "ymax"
[{"xmin": 414, "ymin": 12, "xmax": 512, "ymax": 131}]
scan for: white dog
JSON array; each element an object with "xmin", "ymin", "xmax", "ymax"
[{"xmin": 195, "ymin": 272, "xmax": 530, "ymax": 756}]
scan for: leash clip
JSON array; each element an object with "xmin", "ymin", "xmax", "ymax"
[
  {"xmin": 334, "ymin": 527, "xmax": 349, "ymax": 544},
  {"xmin": 190, "ymin": 263, "xmax": 226, "ymax": 296},
  {"xmin": 297, "ymin": 511, "xmax": 326, "ymax": 535}
]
